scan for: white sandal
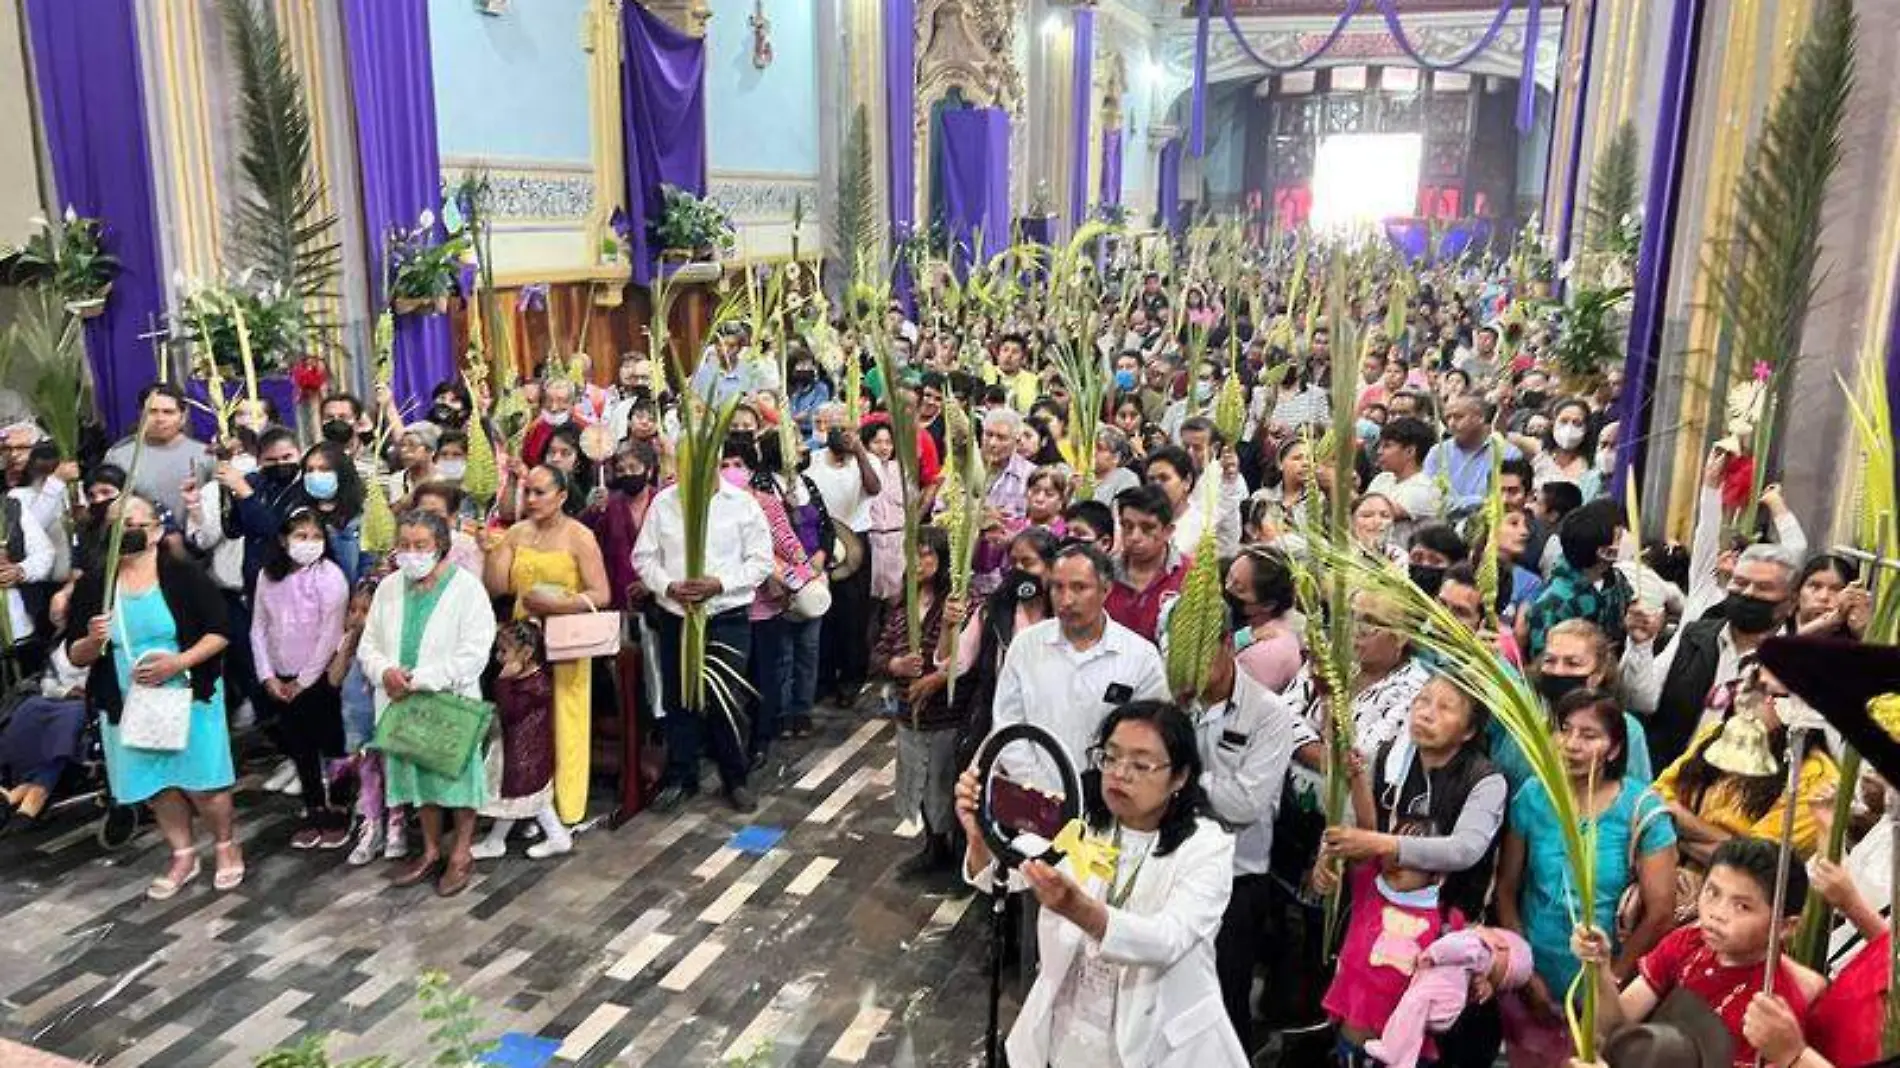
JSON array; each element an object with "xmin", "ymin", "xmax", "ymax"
[
  {"xmin": 148, "ymin": 848, "xmax": 201, "ymax": 901},
  {"xmin": 212, "ymin": 839, "xmax": 246, "ymax": 891}
]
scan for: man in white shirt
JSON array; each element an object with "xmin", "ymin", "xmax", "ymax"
[
  {"xmin": 633, "ymin": 445, "xmax": 776, "ymax": 814},
  {"xmin": 991, "ymin": 544, "xmax": 1168, "ymax": 790},
  {"xmin": 1365, "ymin": 416, "xmax": 1443, "ymax": 545},
  {"xmin": 805, "ymin": 404, "xmax": 883, "ymax": 703}
]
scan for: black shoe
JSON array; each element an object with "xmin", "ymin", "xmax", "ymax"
[
  {"xmin": 652, "ymin": 784, "xmax": 695, "ymax": 813},
  {"xmin": 725, "ymin": 786, "xmax": 758, "ymax": 814},
  {"xmin": 896, "ymin": 834, "xmax": 954, "ymax": 881},
  {"xmin": 789, "ymin": 714, "xmax": 814, "ymax": 738},
  {"xmin": 747, "ymin": 750, "xmax": 768, "ymax": 774}
]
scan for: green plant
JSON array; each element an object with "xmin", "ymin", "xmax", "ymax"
[
  {"xmin": 180, "ymin": 278, "xmax": 307, "ymax": 376},
  {"xmin": 1711, "ymin": 0, "xmax": 1856, "ymax": 537},
  {"xmin": 219, "ymin": 0, "xmax": 340, "ymax": 345},
  {"xmin": 1585, "ymin": 122, "xmax": 1642, "ymax": 259},
  {"xmin": 13, "ymin": 208, "xmax": 118, "ymax": 305},
  {"xmin": 5, "ymin": 288, "xmax": 89, "ymax": 464},
  {"xmin": 654, "ymin": 184, "xmax": 736, "ymax": 257},
  {"xmin": 835, "ymin": 105, "xmax": 878, "ymax": 291},
  {"xmin": 252, "ymin": 971, "xmax": 492, "ymax": 1067},
  {"xmin": 387, "ymin": 211, "xmax": 474, "ymax": 304},
  {"xmin": 1553, "ymin": 285, "xmax": 1632, "ymax": 384}
]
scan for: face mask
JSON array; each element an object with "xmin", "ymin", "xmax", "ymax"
[
  {"xmin": 1356, "ymin": 419, "xmax": 1381, "ymax": 443},
  {"xmin": 431, "ymin": 404, "xmax": 466, "ymax": 428},
  {"xmin": 1409, "ymin": 563, "xmax": 1447, "ymax": 597},
  {"xmin": 1724, "ymin": 591, "xmax": 1782, "ymax": 634},
  {"xmin": 1005, "ymin": 569, "xmax": 1043, "ymax": 603},
  {"xmin": 1518, "ymin": 390, "xmax": 1548, "ymax": 411},
  {"xmin": 1553, "ymin": 424, "xmax": 1586, "ymax": 451},
  {"xmin": 1536, "ymin": 672, "xmax": 1589, "ymax": 704},
  {"xmin": 288, "ymin": 539, "xmax": 325, "ymax": 567},
  {"xmin": 543, "ymin": 410, "xmax": 570, "ymax": 427},
  {"xmin": 1597, "ymin": 449, "xmax": 1617, "ymax": 473},
  {"xmin": 437, "ymin": 459, "xmax": 467, "ymax": 481},
  {"xmin": 321, "ymin": 419, "xmax": 355, "ymax": 445},
  {"xmin": 262, "ymin": 462, "xmax": 299, "ymax": 485},
  {"xmin": 230, "ymin": 453, "xmax": 259, "ymax": 476},
  {"xmin": 396, "ymin": 550, "xmax": 438, "ymax": 582},
  {"xmin": 1192, "ymin": 382, "xmax": 1214, "ymax": 403},
  {"xmin": 610, "ymin": 473, "xmax": 649, "ymax": 497},
  {"xmin": 1224, "ymin": 590, "xmax": 1253, "ymax": 631},
  {"xmin": 1114, "ymin": 369, "xmax": 1138, "ymax": 391},
  {"xmin": 720, "ymin": 467, "xmax": 750, "ymax": 489},
  {"xmin": 303, "ymin": 470, "xmax": 339, "ymax": 501},
  {"xmin": 791, "ymin": 370, "xmax": 816, "ymax": 388},
  {"xmin": 119, "ymin": 529, "xmax": 150, "ymax": 555}
]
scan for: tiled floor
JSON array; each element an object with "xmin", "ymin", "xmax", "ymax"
[{"xmin": 0, "ymin": 710, "xmax": 1011, "ymax": 1067}]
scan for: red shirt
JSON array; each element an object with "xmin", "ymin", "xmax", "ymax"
[
  {"xmin": 1808, "ymin": 931, "xmax": 1888, "ymax": 1068},
  {"xmin": 1638, "ymin": 925, "xmax": 1814, "ymax": 1067},
  {"xmin": 1105, "ymin": 550, "xmax": 1188, "ymax": 643}
]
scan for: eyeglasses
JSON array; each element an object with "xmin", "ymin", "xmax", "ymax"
[{"xmin": 1088, "ymin": 746, "xmax": 1172, "ymax": 778}]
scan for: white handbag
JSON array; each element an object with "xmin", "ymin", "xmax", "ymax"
[
  {"xmin": 786, "ymin": 576, "xmax": 832, "ymax": 621},
  {"xmin": 118, "ymin": 652, "xmax": 192, "ymax": 752}
]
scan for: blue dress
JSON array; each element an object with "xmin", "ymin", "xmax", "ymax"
[{"xmin": 99, "ymin": 586, "xmax": 235, "ymax": 804}]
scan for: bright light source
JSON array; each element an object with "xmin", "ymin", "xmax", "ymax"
[
  {"xmin": 1309, "ymin": 132, "xmax": 1422, "ymax": 234},
  {"xmin": 1042, "ymin": 13, "xmax": 1064, "ymax": 37},
  {"xmin": 1145, "ymin": 59, "xmax": 1166, "ymax": 85}
]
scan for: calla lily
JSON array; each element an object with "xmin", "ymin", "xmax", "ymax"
[
  {"xmin": 63, "ymin": 205, "xmax": 77, "ymax": 224},
  {"xmin": 419, "ymin": 208, "xmax": 436, "ymax": 229}
]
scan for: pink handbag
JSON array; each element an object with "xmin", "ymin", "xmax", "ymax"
[{"xmin": 544, "ymin": 596, "xmax": 622, "ymax": 661}]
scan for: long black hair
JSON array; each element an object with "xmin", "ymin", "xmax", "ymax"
[
  {"xmin": 543, "ymin": 424, "xmax": 594, "ymax": 515},
  {"xmin": 1081, "ymin": 700, "xmax": 1207, "ymax": 858},
  {"xmin": 301, "ymin": 441, "xmax": 364, "ymax": 525},
  {"xmin": 916, "ymin": 523, "xmax": 951, "ymax": 600},
  {"xmin": 260, "ymin": 507, "xmax": 332, "ymax": 583},
  {"xmin": 1673, "ymin": 714, "xmax": 1820, "ymax": 824}
]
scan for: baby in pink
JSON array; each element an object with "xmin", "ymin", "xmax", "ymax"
[{"xmin": 1366, "ymin": 925, "xmax": 1534, "ymax": 1068}]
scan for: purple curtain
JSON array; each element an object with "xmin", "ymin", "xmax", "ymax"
[
  {"xmin": 1436, "ymin": 220, "xmax": 1493, "ymax": 262},
  {"xmin": 341, "ymin": 0, "xmax": 455, "ymax": 410},
  {"xmin": 1159, "ymin": 138, "xmax": 1184, "ymax": 233},
  {"xmin": 620, "ymin": 3, "xmax": 708, "ymax": 286},
  {"xmin": 1612, "ymin": 0, "xmax": 1705, "ymax": 503},
  {"xmin": 885, "ymin": 0, "xmax": 916, "ymax": 245},
  {"xmin": 1100, "ymin": 128, "xmax": 1124, "ymax": 208},
  {"xmin": 24, "ymin": 0, "xmax": 165, "ymax": 437},
  {"xmin": 1382, "ymin": 220, "xmax": 1430, "ymax": 264},
  {"xmin": 939, "ymin": 108, "xmax": 1010, "ymax": 270},
  {"xmin": 1069, "ymin": 8, "xmax": 1094, "ymax": 230}
]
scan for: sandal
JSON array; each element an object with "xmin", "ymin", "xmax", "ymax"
[
  {"xmin": 435, "ymin": 859, "xmax": 474, "ymax": 898},
  {"xmin": 390, "ymin": 856, "xmax": 443, "ymax": 888},
  {"xmin": 212, "ymin": 840, "xmax": 246, "ymax": 891},
  {"xmin": 148, "ymin": 848, "xmax": 201, "ymax": 901}
]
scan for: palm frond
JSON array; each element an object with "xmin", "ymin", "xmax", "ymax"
[
  {"xmin": 219, "ymin": 0, "xmax": 340, "ymax": 339},
  {"xmin": 1584, "ymin": 122, "xmax": 1641, "ymax": 256},
  {"xmin": 1707, "ymin": 0, "xmax": 1856, "ymax": 533},
  {"xmin": 3, "ymin": 289, "xmax": 87, "ymax": 457}
]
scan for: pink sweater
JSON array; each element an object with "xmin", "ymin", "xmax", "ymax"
[{"xmin": 251, "ymin": 560, "xmax": 349, "ymax": 688}]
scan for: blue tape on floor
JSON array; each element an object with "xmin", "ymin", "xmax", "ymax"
[
  {"xmin": 728, "ymin": 825, "xmax": 785, "ymax": 855},
  {"xmin": 479, "ymin": 1032, "xmax": 561, "ymax": 1068}
]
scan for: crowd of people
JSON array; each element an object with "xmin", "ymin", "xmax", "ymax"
[{"xmin": 0, "ymin": 239, "xmax": 1895, "ymax": 1068}]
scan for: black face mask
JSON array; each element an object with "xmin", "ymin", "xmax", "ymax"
[
  {"xmin": 261, "ymin": 462, "xmax": 299, "ymax": 486},
  {"xmin": 827, "ymin": 428, "xmax": 849, "ymax": 454},
  {"xmin": 1536, "ymin": 672, "xmax": 1589, "ymax": 704},
  {"xmin": 609, "ymin": 473, "xmax": 649, "ymax": 497},
  {"xmin": 119, "ymin": 529, "xmax": 149, "ymax": 555},
  {"xmin": 1724, "ymin": 591, "xmax": 1782, "ymax": 634},
  {"xmin": 1005, "ymin": 569, "xmax": 1044, "ymax": 603},
  {"xmin": 322, "ymin": 419, "xmax": 355, "ymax": 445},
  {"xmin": 791, "ymin": 370, "xmax": 816, "ymax": 388},
  {"xmin": 431, "ymin": 403, "xmax": 467, "ymax": 428},
  {"xmin": 1409, "ymin": 563, "xmax": 1447, "ymax": 597},
  {"xmin": 1518, "ymin": 390, "xmax": 1548, "ymax": 412},
  {"xmin": 1224, "ymin": 591, "xmax": 1253, "ymax": 629}
]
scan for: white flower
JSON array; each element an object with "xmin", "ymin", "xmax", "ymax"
[
  {"xmin": 419, "ymin": 208, "xmax": 436, "ymax": 229},
  {"xmin": 1558, "ymin": 257, "xmax": 1576, "ymax": 280},
  {"xmin": 63, "ymin": 205, "xmax": 77, "ymax": 223}
]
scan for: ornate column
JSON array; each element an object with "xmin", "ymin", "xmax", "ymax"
[
  {"xmin": 584, "ymin": 0, "xmax": 630, "ymax": 292},
  {"xmin": 637, "ymin": 0, "xmax": 710, "ymax": 37},
  {"xmin": 140, "ymin": 0, "xmax": 225, "ymax": 286}
]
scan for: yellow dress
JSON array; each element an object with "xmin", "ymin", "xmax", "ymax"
[{"xmin": 511, "ymin": 545, "xmax": 592, "ymax": 824}]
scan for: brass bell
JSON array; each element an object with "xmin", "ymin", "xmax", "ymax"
[{"xmin": 1702, "ymin": 711, "xmax": 1780, "ymax": 778}]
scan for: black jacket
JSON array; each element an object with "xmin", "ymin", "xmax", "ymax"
[{"xmin": 65, "ymin": 552, "xmax": 228, "ymax": 721}]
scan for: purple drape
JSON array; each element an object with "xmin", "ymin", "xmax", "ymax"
[
  {"xmin": 1069, "ymin": 8, "xmax": 1094, "ymax": 230},
  {"xmin": 1517, "ymin": 0, "xmax": 1542, "ymax": 133},
  {"xmin": 885, "ymin": 0, "xmax": 916, "ymax": 245},
  {"xmin": 940, "ymin": 108, "xmax": 1010, "ymax": 270},
  {"xmin": 1100, "ymin": 128, "xmax": 1124, "ymax": 208},
  {"xmin": 1613, "ymin": 0, "xmax": 1705, "ymax": 504},
  {"xmin": 24, "ymin": 0, "xmax": 165, "ymax": 437},
  {"xmin": 1383, "ymin": 220, "xmax": 1431, "ymax": 263},
  {"xmin": 1159, "ymin": 138, "xmax": 1184, "ymax": 233},
  {"xmin": 1191, "ymin": 0, "xmax": 1210, "ymax": 157},
  {"xmin": 341, "ymin": 0, "xmax": 455, "ymax": 410},
  {"xmin": 620, "ymin": 3, "xmax": 708, "ymax": 286}
]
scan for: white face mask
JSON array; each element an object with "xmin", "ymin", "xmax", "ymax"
[
  {"xmin": 1597, "ymin": 448, "xmax": 1617, "ymax": 472},
  {"xmin": 544, "ymin": 410, "xmax": 570, "ymax": 427},
  {"xmin": 1553, "ymin": 423, "xmax": 1586, "ymax": 451},
  {"xmin": 395, "ymin": 550, "xmax": 438, "ymax": 582},
  {"xmin": 437, "ymin": 458, "xmax": 467, "ymax": 481},
  {"xmin": 230, "ymin": 453, "xmax": 259, "ymax": 476},
  {"xmin": 287, "ymin": 539, "xmax": 325, "ymax": 567}
]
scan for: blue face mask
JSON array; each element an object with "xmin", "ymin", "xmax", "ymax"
[
  {"xmin": 303, "ymin": 470, "xmax": 339, "ymax": 501},
  {"xmin": 1114, "ymin": 369, "xmax": 1138, "ymax": 391},
  {"xmin": 1356, "ymin": 418, "xmax": 1382, "ymax": 443}
]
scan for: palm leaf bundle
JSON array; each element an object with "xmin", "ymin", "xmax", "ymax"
[
  {"xmin": 1472, "ymin": 434, "xmax": 1507, "ymax": 630},
  {"xmin": 218, "ymin": 0, "xmax": 339, "ymax": 343},
  {"xmin": 99, "ymin": 408, "xmax": 156, "ymax": 621},
  {"xmin": 869, "ymin": 332, "xmax": 924, "ymax": 656},
  {"xmin": 1711, "ymin": 0, "xmax": 1856, "ymax": 536},
  {"xmin": 1164, "ymin": 477, "xmax": 1224, "ymax": 700},
  {"xmin": 359, "ymin": 312, "xmax": 398, "ymax": 554},
  {"xmin": 1312, "ymin": 540, "xmax": 1601, "ymax": 1060},
  {"xmin": 5, "ymin": 290, "xmax": 87, "ymax": 464},
  {"xmin": 1585, "ymin": 122, "xmax": 1641, "ymax": 258},
  {"xmin": 934, "ymin": 395, "xmax": 986, "ymax": 704}
]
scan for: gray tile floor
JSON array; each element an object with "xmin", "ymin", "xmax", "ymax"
[{"xmin": 0, "ymin": 711, "xmax": 1013, "ymax": 1067}]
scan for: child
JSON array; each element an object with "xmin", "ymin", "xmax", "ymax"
[
  {"xmin": 1367, "ymin": 925, "xmax": 1533, "ymax": 1068},
  {"xmin": 1061, "ymin": 499, "xmax": 1113, "ymax": 553},
  {"xmin": 473, "ymin": 620, "xmax": 571, "ymax": 861},
  {"xmin": 1023, "ymin": 466, "xmax": 1070, "ymax": 534},
  {"xmin": 871, "ymin": 525, "xmax": 960, "ymax": 879},
  {"xmin": 333, "ymin": 578, "xmax": 407, "ymax": 866},
  {"xmin": 1576, "ymin": 836, "xmax": 1824, "ymax": 1067}
]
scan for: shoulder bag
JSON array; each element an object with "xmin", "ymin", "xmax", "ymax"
[
  {"xmin": 545, "ymin": 594, "xmax": 622, "ymax": 661},
  {"xmin": 373, "ymin": 690, "xmax": 494, "ymax": 777}
]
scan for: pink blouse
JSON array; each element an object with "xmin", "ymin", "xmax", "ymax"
[{"xmin": 251, "ymin": 559, "xmax": 349, "ymax": 689}]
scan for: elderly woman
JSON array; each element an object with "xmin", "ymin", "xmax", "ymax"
[
  {"xmin": 358, "ymin": 510, "xmax": 497, "ymax": 896},
  {"xmin": 388, "ymin": 421, "xmax": 443, "ymax": 511},
  {"xmin": 484, "ymin": 465, "xmax": 610, "ymax": 827},
  {"xmin": 1090, "ymin": 426, "xmax": 1141, "ymax": 505},
  {"xmin": 67, "ymin": 493, "xmax": 243, "ymax": 899}
]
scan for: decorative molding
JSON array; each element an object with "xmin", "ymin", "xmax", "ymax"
[
  {"xmin": 636, "ymin": 0, "xmax": 711, "ymax": 36},
  {"xmin": 710, "ymin": 172, "xmax": 822, "ymax": 220},
  {"xmin": 439, "ymin": 167, "xmax": 597, "ymax": 220},
  {"xmin": 1162, "ymin": 10, "xmax": 1563, "ymax": 92},
  {"xmin": 913, "ymin": 0, "xmax": 1025, "ymax": 222}
]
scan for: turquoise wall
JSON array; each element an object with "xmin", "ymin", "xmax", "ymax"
[
  {"xmin": 429, "ymin": 0, "xmax": 593, "ymax": 164},
  {"xmin": 704, "ymin": 0, "xmax": 819, "ymax": 175}
]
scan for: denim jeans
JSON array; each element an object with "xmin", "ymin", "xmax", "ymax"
[
  {"xmin": 778, "ymin": 615, "xmax": 822, "ymax": 723},
  {"xmin": 748, "ymin": 615, "xmax": 789, "ymax": 758}
]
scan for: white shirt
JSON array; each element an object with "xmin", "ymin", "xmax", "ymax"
[
  {"xmin": 1194, "ymin": 671, "xmax": 1298, "ymax": 876},
  {"xmin": 1170, "ymin": 475, "xmax": 1246, "ymax": 560},
  {"xmin": 991, "ymin": 616, "xmax": 1169, "ymax": 788},
  {"xmin": 1365, "ymin": 468, "xmax": 1443, "ymax": 543},
  {"xmin": 10, "ymin": 477, "xmax": 69, "ymax": 582},
  {"xmin": 183, "ymin": 482, "xmax": 246, "ymax": 592},
  {"xmin": 2, "ymin": 499, "xmax": 53, "ymax": 643},
  {"xmin": 633, "ymin": 481, "xmax": 775, "ymax": 618},
  {"xmin": 1619, "ymin": 620, "xmax": 1744, "ymax": 717},
  {"xmin": 805, "ymin": 451, "xmax": 874, "ymax": 533}
]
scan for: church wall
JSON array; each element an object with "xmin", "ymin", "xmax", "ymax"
[{"xmin": 704, "ymin": 0, "xmax": 823, "ymax": 263}]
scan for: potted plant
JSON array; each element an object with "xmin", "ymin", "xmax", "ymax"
[
  {"xmin": 179, "ymin": 276, "xmax": 307, "ymax": 378},
  {"xmin": 15, "ymin": 208, "xmax": 119, "ymax": 318},
  {"xmin": 653, "ymin": 184, "xmax": 735, "ymax": 263},
  {"xmin": 387, "ymin": 210, "xmax": 473, "ymax": 316}
]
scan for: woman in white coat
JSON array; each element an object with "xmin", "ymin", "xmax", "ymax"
[
  {"xmin": 955, "ymin": 699, "xmax": 1248, "ymax": 1068},
  {"xmin": 357, "ymin": 510, "xmax": 497, "ymax": 897}
]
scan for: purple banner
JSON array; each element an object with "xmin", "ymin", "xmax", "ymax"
[
  {"xmin": 1613, "ymin": 0, "xmax": 1706, "ymax": 504},
  {"xmin": 620, "ymin": 3, "xmax": 708, "ymax": 286},
  {"xmin": 885, "ymin": 0, "xmax": 916, "ymax": 242},
  {"xmin": 24, "ymin": 0, "xmax": 166, "ymax": 437},
  {"xmin": 940, "ymin": 108, "xmax": 1011, "ymax": 270},
  {"xmin": 1517, "ymin": 0, "xmax": 1542, "ymax": 132},
  {"xmin": 341, "ymin": 0, "xmax": 456, "ymax": 410},
  {"xmin": 1191, "ymin": 0, "xmax": 1210, "ymax": 157},
  {"xmin": 1159, "ymin": 138, "xmax": 1184, "ymax": 233},
  {"xmin": 1069, "ymin": 8, "xmax": 1095, "ymax": 231},
  {"xmin": 1100, "ymin": 128, "xmax": 1124, "ymax": 208}
]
